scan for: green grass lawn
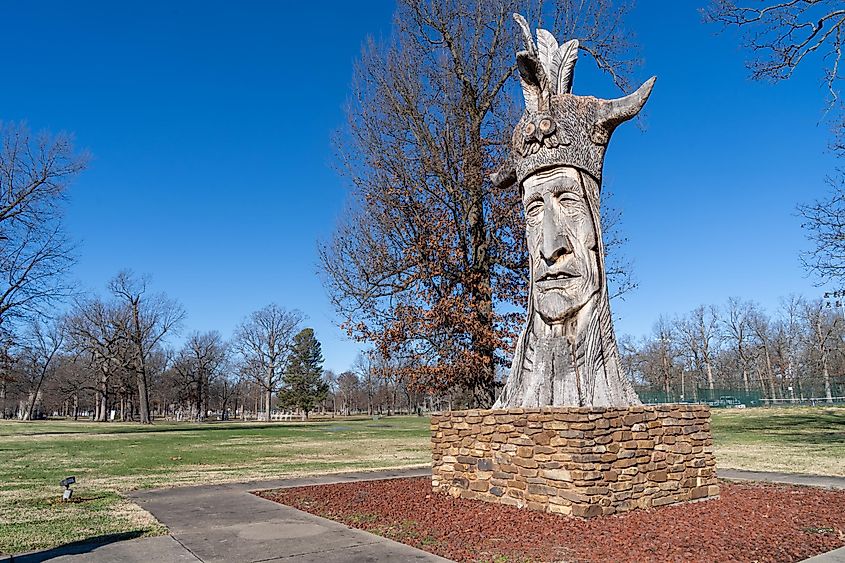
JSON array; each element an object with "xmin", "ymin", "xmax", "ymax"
[
  {"xmin": 711, "ymin": 406, "xmax": 845, "ymax": 477},
  {"xmin": 0, "ymin": 416, "xmax": 432, "ymax": 555},
  {"xmin": 1, "ymin": 407, "xmax": 844, "ymax": 555}
]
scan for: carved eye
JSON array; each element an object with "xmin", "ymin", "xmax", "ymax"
[
  {"xmin": 524, "ymin": 122, "xmax": 536, "ymax": 137},
  {"xmin": 539, "ymin": 118, "xmax": 552, "ymax": 132},
  {"xmin": 526, "ymin": 201, "xmax": 543, "ymax": 222}
]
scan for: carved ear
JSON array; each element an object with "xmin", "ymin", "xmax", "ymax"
[
  {"xmin": 596, "ymin": 76, "xmax": 657, "ymax": 130},
  {"xmin": 490, "ymin": 155, "xmax": 516, "ymax": 189}
]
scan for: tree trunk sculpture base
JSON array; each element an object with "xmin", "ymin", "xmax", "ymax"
[{"xmin": 431, "ymin": 405, "xmax": 719, "ymax": 517}]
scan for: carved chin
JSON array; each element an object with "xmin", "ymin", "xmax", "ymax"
[{"xmin": 534, "ymin": 287, "xmax": 595, "ymax": 324}]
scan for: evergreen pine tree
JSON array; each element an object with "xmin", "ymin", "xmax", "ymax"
[{"xmin": 278, "ymin": 328, "xmax": 328, "ymax": 419}]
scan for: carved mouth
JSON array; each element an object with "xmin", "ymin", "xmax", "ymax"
[
  {"xmin": 536, "ymin": 270, "xmax": 580, "ymax": 288},
  {"xmin": 538, "ymin": 270, "xmax": 579, "ymax": 281}
]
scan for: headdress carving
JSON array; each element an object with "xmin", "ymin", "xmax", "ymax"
[{"xmin": 493, "ymin": 14, "xmax": 656, "ymax": 189}]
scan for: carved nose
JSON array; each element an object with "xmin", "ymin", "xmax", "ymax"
[{"xmin": 541, "ymin": 210, "xmax": 571, "ymax": 263}]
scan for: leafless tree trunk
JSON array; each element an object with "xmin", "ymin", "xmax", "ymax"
[
  {"xmin": 802, "ymin": 299, "xmax": 837, "ymax": 403},
  {"xmin": 746, "ymin": 305, "xmax": 779, "ymax": 400},
  {"xmin": 20, "ymin": 319, "xmax": 66, "ymax": 420},
  {"xmin": 0, "ymin": 336, "xmax": 13, "ymax": 419},
  {"xmin": 109, "ymin": 271, "xmax": 184, "ymax": 424},
  {"xmin": 677, "ymin": 305, "xmax": 720, "ymax": 392},
  {"xmin": 723, "ymin": 298, "xmax": 755, "ymax": 393},
  {"xmin": 775, "ymin": 295, "xmax": 805, "ymax": 399},
  {"xmin": 651, "ymin": 316, "xmax": 676, "ymax": 399},
  {"xmin": 68, "ymin": 297, "xmax": 128, "ymax": 422},
  {"xmin": 175, "ymin": 331, "xmax": 228, "ymax": 421}
]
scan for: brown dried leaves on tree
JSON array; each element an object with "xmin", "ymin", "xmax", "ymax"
[{"xmin": 321, "ymin": 0, "xmax": 639, "ymax": 406}]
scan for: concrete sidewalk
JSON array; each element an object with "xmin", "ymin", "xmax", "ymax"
[
  {"xmin": 5, "ymin": 467, "xmax": 845, "ymax": 562},
  {"xmin": 128, "ymin": 467, "xmax": 448, "ymax": 563},
  {"xmin": 3, "ymin": 468, "xmax": 450, "ymax": 563}
]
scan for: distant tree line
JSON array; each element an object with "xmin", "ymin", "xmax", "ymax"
[
  {"xmin": 0, "ymin": 122, "xmax": 461, "ymax": 422},
  {"xmin": 0, "ymin": 122, "xmax": 349, "ymax": 422},
  {"xmin": 620, "ymin": 296, "xmax": 845, "ymax": 404},
  {"xmin": 0, "ymin": 271, "xmax": 337, "ymax": 422}
]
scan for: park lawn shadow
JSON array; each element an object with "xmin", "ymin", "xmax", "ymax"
[
  {"xmin": 0, "ymin": 422, "xmax": 327, "ymax": 438},
  {"xmin": 7, "ymin": 531, "xmax": 145, "ymax": 562},
  {"xmin": 714, "ymin": 409, "xmax": 845, "ymax": 446}
]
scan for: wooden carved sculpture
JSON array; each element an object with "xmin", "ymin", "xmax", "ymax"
[{"xmin": 493, "ymin": 14, "xmax": 655, "ymax": 408}]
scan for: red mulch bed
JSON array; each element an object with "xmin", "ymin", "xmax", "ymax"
[{"xmin": 257, "ymin": 477, "xmax": 845, "ymax": 563}]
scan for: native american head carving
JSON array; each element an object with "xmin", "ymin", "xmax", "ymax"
[
  {"xmin": 494, "ymin": 14, "xmax": 656, "ymax": 190},
  {"xmin": 494, "ymin": 14, "xmax": 654, "ymax": 408}
]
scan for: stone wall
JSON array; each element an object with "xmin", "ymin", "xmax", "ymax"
[{"xmin": 431, "ymin": 405, "xmax": 718, "ymax": 517}]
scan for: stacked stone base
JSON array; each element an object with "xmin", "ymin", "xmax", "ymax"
[{"xmin": 431, "ymin": 405, "xmax": 718, "ymax": 517}]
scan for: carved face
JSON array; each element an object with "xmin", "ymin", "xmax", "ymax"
[{"xmin": 523, "ymin": 167, "xmax": 600, "ymax": 324}]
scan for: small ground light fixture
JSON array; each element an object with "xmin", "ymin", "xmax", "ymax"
[{"xmin": 60, "ymin": 476, "xmax": 75, "ymax": 501}]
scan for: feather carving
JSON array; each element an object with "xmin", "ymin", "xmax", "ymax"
[
  {"xmin": 517, "ymin": 51, "xmax": 550, "ymax": 112},
  {"xmin": 535, "ymin": 28, "xmax": 559, "ymax": 89},
  {"xmin": 512, "ymin": 13, "xmax": 536, "ymax": 56},
  {"xmin": 556, "ymin": 39, "xmax": 579, "ymax": 94}
]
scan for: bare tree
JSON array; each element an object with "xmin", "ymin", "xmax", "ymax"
[
  {"xmin": 0, "ymin": 334, "xmax": 14, "ymax": 418},
  {"xmin": 601, "ymin": 192, "xmax": 638, "ymax": 300},
  {"xmin": 109, "ymin": 271, "xmax": 184, "ymax": 424},
  {"xmin": 211, "ymin": 367, "xmax": 241, "ymax": 421},
  {"xmin": 321, "ymin": 0, "xmax": 640, "ymax": 406},
  {"xmin": 676, "ymin": 305, "xmax": 720, "ymax": 392},
  {"xmin": 654, "ymin": 316, "xmax": 678, "ymax": 399},
  {"xmin": 797, "ymin": 173, "xmax": 845, "ymax": 285},
  {"xmin": 18, "ymin": 318, "xmax": 65, "ymax": 420},
  {"xmin": 801, "ymin": 298, "xmax": 839, "ymax": 402},
  {"xmin": 620, "ymin": 295, "xmax": 845, "ymax": 402},
  {"xmin": 749, "ymin": 306, "xmax": 779, "ymax": 400},
  {"xmin": 773, "ymin": 294, "xmax": 805, "ymax": 398},
  {"xmin": 232, "ymin": 304, "xmax": 303, "ymax": 421},
  {"xmin": 174, "ymin": 331, "xmax": 228, "ymax": 420},
  {"xmin": 337, "ymin": 370, "xmax": 360, "ymax": 415},
  {"xmin": 722, "ymin": 297, "xmax": 756, "ymax": 393},
  {"xmin": 352, "ymin": 351, "xmax": 378, "ymax": 415},
  {"xmin": 67, "ymin": 296, "xmax": 131, "ymax": 421},
  {"xmin": 0, "ymin": 123, "xmax": 86, "ymax": 330},
  {"xmin": 322, "ymin": 369, "xmax": 338, "ymax": 415},
  {"xmin": 51, "ymin": 353, "xmax": 93, "ymax": 420}
]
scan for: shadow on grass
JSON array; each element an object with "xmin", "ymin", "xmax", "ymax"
[
  {"xmin": 0, "ymin": 422, "xmax": 329, "ymax": 438},
  {"xmin": 7, "ymin": 531, "xmax": 146, "ymax": 562},
  {"xmin": 715, "ymin": 410, "xmax": 845, "ymax": 446}
]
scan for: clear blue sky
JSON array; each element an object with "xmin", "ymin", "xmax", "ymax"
[{"xmin": 1, "ymin": 2, "xmax": 836, "ymax": 372}]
